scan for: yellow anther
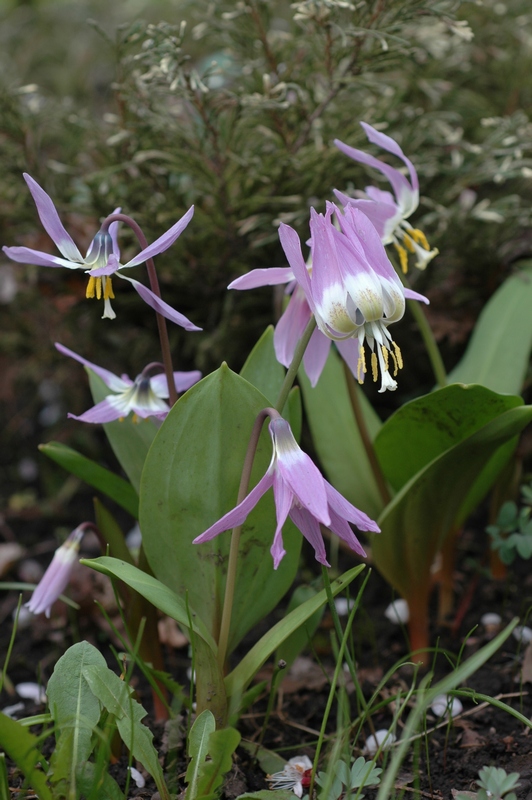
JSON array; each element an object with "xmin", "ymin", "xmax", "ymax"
[
  {"xmin": 393, "ymin": 341, "xmax": 403, "ymax": 371},
  {"xmin": 394, "ymin": 243, "xmax": 409, "ymax": 274},
  {"xmin": 118, "ymin": 416, "xmax": 125, "ymax": 422},
  {"xmin": 371, "ymin": 351, "xmax": 378, "ymax": 383},
  {"xmin": 95, "ymin": 277, "xmax": 102, "ymax": 299},
  {"xmin": 407, "ymin": 227, "xmax": 430, "ymax": 250},
  {"xmin": 86, "ymin": 276, "xmax": 96, "ymax": 298},
  {"xmin": 380, "ymin": 345, "xmax": 389, "ymax": 372},
  {"xmin": 104, "ymin": 277, "xmax": 115, "ymax": 300},
  {"xmin": 132, "ymin": 413, "xmax": 140, "ymax": 424},
  {"xmin": 357, "ymin": 343, "xmax": 367, "ymax": 383}
]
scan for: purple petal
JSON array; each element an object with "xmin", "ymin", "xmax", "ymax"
[
  {"xmin": 270, "ymin": 418, "xmax": 330, "ymax": 525},
  {"xmin": 68, "ymin": 397, "xmax": 130, "ymax": 424},
  {"xmin": 273, "ymin": 288, "xmax": 312, "ymax": 368},
  {"xmin": 404, "ymin": 288, "xmax": 429, "ymax": 304},
  {"xmin": 150, "ymin": 371, "xmax": 202, "ymax": 397},
  {"xmin": 278, "ymin": 224, "xmax": 314, "ymax": 308},
  {"xmin": 88, "ymin": 254, "xmax": 121, "ymax": 276},
  {"xmin": 308, "ymin": 209, "xmax": 351, "ymax": 320},
  {"xmin": 336, "ymin": 338, "xmax": 361, "ymax": 380},
  {"xmin": 23, "ymin": 174, "xmax": 84, "ymax": 262},
  {"xmin": 327, "ymin": 506, "xmax": 367, "ymax": 557},
  {"xmin": 334, "ymin": 192, "xmax": 401, "ymax": 243},
  {"xmin": 123, "ymin": 206, "xmax": 194, "ymax": 268},
  {"xmin": 3, "ymin": 245, "xmax": 80, "ymax": 269},
  {"xmin": 334, "ymin": 135, "xmax": 418, "ymax": 216},
  {"xmin": 360, "ymin": 122, "xmax": 419, "ymax": 192},
  {"xmin": 302, "ymin": 328, "xmax": 331, "ymax": 387},
  {"xmin": 288, "ymin": 506, "xmax": 330, "ymax": 566},
  {"xmin": 109, "ymin": 208, "xmax": 121, "ymax": 258},
  {"xmin": 229, "ymin": 267, "xmax": 294, "ymax": 290},
  {"xmin": 55, "ymin": 343, "xmax": 131, "ymax": 391},
  {"xmin": 325, "ymin": 481, "xmax": 380, "ymax": 533},
  {"xmin": 342, "ymin": 207, "xmax": 399, "ymax": 283},
  {"xmin": 270, "ymin": 469, "xmax": 294, "ymax": 568},
  {"xmin": 120, "ymin": 275, "xmax": 202, "ymax": 331},
  {"xmin": 193, "ymin": 470, "xmax": 274, "ymax": 544}
]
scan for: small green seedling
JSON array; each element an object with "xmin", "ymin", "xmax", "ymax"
[
  {"xmin": 487, "ymin": 483, "xmax": 532, "ymax": 565},
  {"xmin": 316, "ymin": 756, "xmax": 382, "ymax": 800},
  {"xmin": 457, "ymin": 765, "xmax": 521, "ymax": 800}
]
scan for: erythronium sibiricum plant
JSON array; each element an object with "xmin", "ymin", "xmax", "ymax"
[
  {"xmin": 55, "ymin": 342, "xmax": 201, "ymax": 422},
  {"xmin": 2, "ymin": 173, "xmax": 200, "ymax": 327},
  {"xmin": 6, "ymin": 114, "xmax": 532, "ymax": 778},
  {"xmin": 334, "ymin": 122, "xmax": 439, "ymax": 273}
]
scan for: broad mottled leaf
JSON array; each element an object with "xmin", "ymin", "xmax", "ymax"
[
  {"xmin": 140, "ymin": 365, "xmax": 301, "ymax": 654},
  {"xmin": 447, "ymin": 262, "xmax": 532, "ymax": 393},
  {"xmin": 371, "ymin": 403, "xmax": 532, "ymax": 605}
]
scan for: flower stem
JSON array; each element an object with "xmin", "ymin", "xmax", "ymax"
[
  {"xmin": 218, "ymin": 317, "xmax": 316, "ymax": 668},
  {"xmin": 101, "ymin": 213, "xmax": 178, "ymax": 405},
  {"xmin": 342, "ymin": 362, "xmax": 391, "ymax": 507},
  {"xmin": 274, "ymin": 316, "xmax": 317, "ymax": 412},
  {"xmin": 406, "ymin": 296, "xmax": 447, "ymax": 389},
  {"xmin": 217, "ymin": 408, "xmax": 279, "ymax": 669}
]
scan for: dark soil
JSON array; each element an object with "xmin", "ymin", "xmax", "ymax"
[{"xmin": 2, "ymin": 506, "xmax": 532, "ymax": 799}]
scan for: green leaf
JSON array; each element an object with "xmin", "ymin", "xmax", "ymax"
[
  {"xmin": 235, "ymin": 793, "xmax": 295, "ymax": 800},
  {"xmin": 80, "ymin": 557, "xmax": 227, "ymax": 725},
  {"xmin": 82, "ymin": 664, "xmax": 170, "ymax": 800},
  {"xmin": 0, "ymin": 713, "xmax": 52, "ymax": 800},
  {"xmin": 80, "ymin": 557, "xmax": 216, "ymax": 650},
  {"xmin": 374, "ymin": 384, "xmax": 522, "ymax": 492},
  {"xmin": 76, "ymin": 762, "xmax": 123, "ymax": 800},
  {"xmin": 195, "ymin": 727, "xmax": 241, "ymax": 800},
  {"xmin": 47, "ymin": 642, "xmax": 107, "ymax": 790},
  {"xmin": 276, "ymin": 584, "xmax": 323, "ymax": 669},
  {"xmin": 185, "ymin": 710, "xmax": 216, "ymax": 800},
  {"xmin": 371, "ymin": 401, "xmax": 532, "ymax": 606},
  {"xmin": 447, "ymin": 262, "xmax": 532, "ymax": 393},
  {"xmin": 239, "ymin": 741, "xmax": 287, "ymax": 775},
  {"xmin": 88, "ymin": 370, "xmax": 158, "ymax": 493},
  {"xmin": 225, "ymin": 564, "xmax": 365, "ymax": 699},
  {"xmin": 139, "ymin": 364, "xmax": 301, "ymax": 654},
  {"xmin": 39, "ymin": 441, "xmax": 139, "ymax": 518},
  {"xmin": 240, "ymin": 326, "xmax": 286, "ymax": 404},
  {"xmin": 299, "ymin": 347, "xmax": 383, "ymax": 520}
]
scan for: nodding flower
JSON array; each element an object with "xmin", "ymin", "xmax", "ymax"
[
  {"xmin": 3, "ymin": 173, "xmax": 201, "ymax": 328},
  {"xmin": 26, "ymin": 525, "xmax": 86, "ymax": 618},
  {"xmin": 194, "ymin": 414, "xmax": 379, "ymax": 568},
  {"xmin": 55, "ymin": 343, "xmax": 201, "ymax": 423},
  {"xmin": 334, "ymin": 122, "xmax": 439, "ymax": 273}
]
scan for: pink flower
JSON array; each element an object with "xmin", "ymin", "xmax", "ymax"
[
  {"xmin": 26, "ymin": 526, "xmax": 85, "ymax": 617},
  {"xmin": 334, "ymin": 122, "xmax": 438, "ymax": 272},
  {"xmin": 193, "ymin": 416, "xmax": 379, "ymax": 568},
  {"xmin": 3, "ymin": 173, "xmax": 201, "ymax": 326},
  {"xmin": 56, "ymin": 343, "xmax": 201, "ymax": 423}
]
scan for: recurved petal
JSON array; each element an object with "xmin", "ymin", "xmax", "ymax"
[
  {"xmin": 270, "ymin": 418, "xmax": 330, "ymax": 526},
  {"xmin": 2, "ymin": 245, "xmax": 80, "ymax": 269},
  {"xmin": 288, "ymin": 506, "xmax": 330, "ymax": 566},
  {"xmin": 273, "ymin": 287, "xmax": 312, "ymax": 368},
  {"xmin": 404, "ymin": 287, "xmax": 430, "ymax": 304},
  {"xmin": 327, "ymin": 506, "xmax": 367, "ymax": 557},
  {"xmin": 121, "ymin": 275, "xmax": 202, "ymax": 331},
  {"xmin": 123, "ymin": 206, "xmax": 194, "ymax": 268},
  {"xmin": 55, "ymin": 343, "xmax": 131, "ymax": 392},
  {"xmin": 229, "ymin": 267, "xmax": 294, "ymax": 290},
  {"xmin": 324, "ymin": 481, "xmax": 380, "ymax": 532},
  {"xmin": 150, "ymin": 371, "xmax": 202, "ymax": 397},
  {"xmin": 278, "ymin": 224, "xmax": 314, "ymax": 306},
  {"xmin": 23, "ymin": 174, "xmax": 84, "ymax": 262},
  {"xmin": 302, "ymin": 327, "xmax": 331, "ymax": 387},
  {"xmin": 360, "ymin": 122, "xmax": 419, "ymax": 193},
  {"xmin": 67, "ymin": 396, "xmax": 132, "ymax": 424},
  {"xmin": 270, "ymin": 469, "xmax": 294, "ymax": 568},
  {"xmin": 193, "ymin": 469, "xmax": 275, "ymax": 544}
]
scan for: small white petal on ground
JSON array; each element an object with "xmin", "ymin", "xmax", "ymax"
[
  {"xmin": 364, "ymin": 729, "xmax": 396, "ymax": 755},
  {"xmin": 513, "ymin": 625, "xmax": 532, "ymax": 644},
  {"xmin": 431, "ymin": 694, "xmax": 463, "ymax": 718},
  {"xmin": 384, "ymin": 598, "xmax": 409, "ymax": 624},
  {"xmin": 15, "ymin": 682, "xmax": 47, "ymax": 703}
]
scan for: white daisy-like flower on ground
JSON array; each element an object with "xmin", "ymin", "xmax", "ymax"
[{"xmin": 267, "ymin": 755, "xmax": 313, "ymax": 797}]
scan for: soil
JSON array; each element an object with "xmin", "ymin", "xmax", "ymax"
[{"xmin": 2, "ymin": 506, "xmax": 532, "ymax": 800}]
